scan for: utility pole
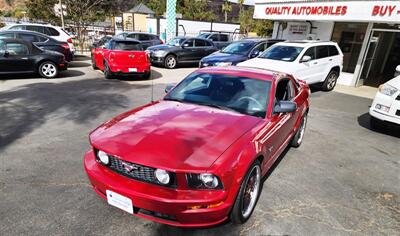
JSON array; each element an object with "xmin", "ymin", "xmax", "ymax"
[{"xmin": 59, "ymin": 0, "xmax": 65, "ymax": 28}]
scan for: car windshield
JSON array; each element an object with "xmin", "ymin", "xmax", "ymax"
[
  {"xmin": 167, "ymin": 38, "xmax": 185, "ymax": 46},
  {"xmin": 164, "ymin": 73, "xmax": 271, "ymax": 118},
  {"xmin": 221, "ymin": 41, "xmax": 255, "ymax": 55},
  {"xmin": 113, "ymin": 41, "xmax": 142, "ymax": 51},
  {"xmin": 259, "ymin": 45, "xmax": 303, "ymax": 62}
]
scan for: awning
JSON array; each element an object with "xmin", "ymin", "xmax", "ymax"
[{"xmin": 254, "ymin": 0, "xmax": 400, "ymax": 23}]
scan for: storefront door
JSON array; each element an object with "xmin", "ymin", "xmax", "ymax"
[{"xmin": 360, "ymin": 29, "xmax": 400, "ymax": 87}]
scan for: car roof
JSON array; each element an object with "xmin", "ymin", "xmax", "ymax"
[
  {"xmin": 0, "ymin": 30, "xmax": 52, "ymax": 39},
  {"xmin": 122, "ymin": 32, "xmax": 158, "ymax": 36},
  {"xmin": 276, "ymin": 40, "xmax": 339, "ymax": 47},
  {"xmin": 7, "ymin": 23, "xmax": 59, "ymax": 28},
  {"xmin": 175, "ymin": 36, "xmax": 213, "ymax": 41},
  {"xmin": 111, "ymin": 38, "xmax": 141, "ymax": 43},
  {"xmin": 236, "ymin": 38, "xmax": 285, "ymax": 43},
  {"xmin": 196, "ymin": 66, "xmax": 291, "ymax": 82}
]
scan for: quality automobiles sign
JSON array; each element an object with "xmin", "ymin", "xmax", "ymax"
[{"xmin": 254, "ymin": 0, "xmax": 400, "ymax": 23}]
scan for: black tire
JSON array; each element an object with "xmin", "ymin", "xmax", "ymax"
[
  {"xmin": 91, "ymin": 55, "xmax": 97, "ymax": 69},
  {"xmin": 104, "ymin": 62, "xmax": 113, "ymax": 79},
  {"xmin": 291, "ymin": 113, "xmax": 308, "ymax": 148},
  {"xmin": 230, "ymin": 160, "xmax": 262, "ymax": 224},
  {"xmin": 321, "ymin": 70, "xmax": 339, "ymax": 91},
  {"xmin": 142, "ymin": 71, "xmax": 151, "ymax": 80},
  {"xmin": 164, "ymin": 54, "xmax": 177, "ymax": 69},
  {"xmin": 38, "ymin": 61, "xmax": 59, "ymax": 79}
]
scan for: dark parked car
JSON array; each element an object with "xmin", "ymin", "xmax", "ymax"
[
  {"xmin": 0, "ymin": 38, "xmax": 67, "ymax": 79},
  {"xmin": 198, "ymin": 32, "xmax": 231, "ymax": 49},
  {"xmin": 115, "ymin": 32, "xmax": 163, "ymax": 49},
  {"xmin": 0, "ymin": 30, "xmax": 73, "ymax": 61},
  {"xmin": 200, "ymin": 38, "xmax": 285, "ymax": 68},
  {"xmin": 147, "ymin": 37, "xmax": 218, "ymax": 69}
]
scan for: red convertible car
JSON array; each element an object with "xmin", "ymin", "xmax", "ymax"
[
  {"xmin": 91, "ymin": 38, "xmax": 151, "ymax": 79},
  {"xmin": 84, "ymin": 66, "xmax": 310, "ymax": 227}
]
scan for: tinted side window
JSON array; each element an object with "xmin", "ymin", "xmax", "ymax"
[
  {"xmin": 303, "ymin": 47, "xmax": 316, "ymax": 60},
  {"xmin": 0, "ymin": 33, "xmax": 14, "ymax": 39},
  {"xmin": 10, "ymin": 25, "xmax": 25, "ymax": 30},
  {"xmin": 329, "ymin": 45, "xmax": 339, "ymax": 56},
  {"xmin": 195, "ymin": 39, "xmax": 206, "ymax": 47},
  {"xmin": 220, "ymin": 34, "xmax": 229, "ymax": 42},
  {"xmin": 127, "ymin": 34, "xmax": 139, "ymax": 40},
  {"xmin": 138, "ymin": 34, "xmax": 150, "ymax": 41},
  {"xmin": 316, "ymin": 46, "xmax": 329, "ymax": 59},
  {"xmin": 47, "ymin": 27, "xmax": 60, "ymax": 36},
  {"xmin": 205, "ymin": 40, "xmax": 213, "ymax": 46},
  {"xmin": 18, "ymin": 33, "xmax": 39, "ymax": 42},
  {"xmin": 37, "ymin": 36, "xmax": 48, "ymax": 42},
  {"xmin": 209, "ymin": 34, "xmax": 219, "ymax": 41},
  {"xmin": 151, "ymin": 35, "xmax": 159, "ymax": 40},
  {"xmin": 253, "ymin": 43, "xmax": 267, "ymax": 53},
  {"xmin": 6, "ymin": 42, "xmax": 29, "ymax": 55},
  {"xmin": 183, "ymin": 39, "xmax": 194, "ymax": 47},
  {"xmin": 26, "ymin": 25, "xmax": 44, "ymax": 34}
]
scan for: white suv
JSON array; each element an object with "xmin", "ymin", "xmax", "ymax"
[
  {"xmin": 1, "ymin": 23, "xmax": 75, "ymax": 53},
  {"xmin": 238, "ymin": 41, "xmax": 343, "ymax": 91}
]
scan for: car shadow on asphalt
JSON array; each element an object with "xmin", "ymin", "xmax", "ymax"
[
  {"xmin": 110, "ymin": 69, "xmax": 163, "ymax": 81},
  {"xmin": 0, "ymin": 70, "xmax": 85, "ymax": 80},
  {"xmin": 357, "ymin": 113, "xmax": 400, "ymax": 138},
  {"xmin": 68, "ymin": 61, "xmax": 91, "ymax": 68},
  {"xmin": 0, "ymin": 79, "xmax": 149, "ymax": 150}
]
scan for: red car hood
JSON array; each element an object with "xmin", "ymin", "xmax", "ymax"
[{"xmin": 90, "ymin": 101, "xmax": 262, "ymax": 171}]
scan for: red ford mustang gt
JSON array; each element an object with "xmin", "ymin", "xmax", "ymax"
[
  {"xmin": 91, "ymin": 38, "xmax": 151, "ymax": 79},
  {"xmin": 84, "ymin": 66, "xmax": 310, "ymax": 227}
]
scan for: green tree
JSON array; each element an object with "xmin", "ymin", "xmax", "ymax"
[
  {"xmin": 237, "ymin": 0, "xmax": 244, "ymax": 13},
  {"xmin": 221, "ymin": 0, "xmax": 232, "ymax": 23},
  {"xmin": 178, "ymin": 0, "xmax": 215, "ymax": 21},
  {"xmin": 239, "ymin": 8, "xmax": 253, "ymax": 35},
  {"xmin": 147, "ymin": 0, "xmax": 166, "ymax": 17},
  {"xmin": 253, "ymin": 19, "xmax": 273, "ymax": 37},
  {"xmin": 25, "ymin": 0, "xmax": 60, "ymax": 24}
]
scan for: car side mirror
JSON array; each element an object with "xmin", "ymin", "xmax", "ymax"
[
  {"xmin": 250, "ymin": 50, "xmax": 261, "ymax": 58},
  {"xmin": 274, "ymin": 101, "xmax": 297, "ymax": 114},
  {"xmin": 182, "ymin": 44, "xmax": 189, "ymax": 48},
  {"xmin": 300, "ymin": 55, "xmax": 312, "ymax": 63},
  {"xmin": 165, "ymin": 84, "xmax": 175, "ymax": 93}
]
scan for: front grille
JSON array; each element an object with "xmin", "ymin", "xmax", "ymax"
[{"xmin": 106, "ymin": 156, "xmax": 177, "ymax": 188}]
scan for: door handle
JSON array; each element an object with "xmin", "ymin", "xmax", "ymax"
[
  {"xmin": 329, "ymin": 59, "xmax": 333, "ymax": 61},
  {"xmin": 313, "ymin": 62, "xmax": 318, "ymax": 65},
  {"xmin": 21, "ymin": 58, "xmax": 29, "ymax": 60}
]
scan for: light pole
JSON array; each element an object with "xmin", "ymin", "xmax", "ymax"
[{"xmin": 59, "ymin": 0, "xmax": 65, "ymax": 29}]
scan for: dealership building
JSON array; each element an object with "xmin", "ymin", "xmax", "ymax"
[{"xmin": 254, "ymin": 0, "xmax": 400, "ymax": 87}]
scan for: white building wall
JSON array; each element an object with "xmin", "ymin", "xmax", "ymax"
[{"xmin": 273, "ymin": 21, "xmax": 333, "ymax": 41}]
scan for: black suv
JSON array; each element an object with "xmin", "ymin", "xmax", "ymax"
[
  {"xmin": 147, "ymin": 37, "xmax": 218, "ymax": 69},
  {"xmin": 198, "ymin": 32, "xmax": 231, "ymax": 49},
  {"xmin": 115, "ymin": 32, "xmax": 163, "ymax": 49}
]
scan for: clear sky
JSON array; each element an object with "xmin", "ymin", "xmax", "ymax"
[{"xmin": 229, "ymin": 0, "xmax": 255, "ymax": 5}]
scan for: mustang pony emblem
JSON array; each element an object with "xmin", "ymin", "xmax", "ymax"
[{"xmin": 121, "ymin": 162, "xmax": 138, "ymax": 172}]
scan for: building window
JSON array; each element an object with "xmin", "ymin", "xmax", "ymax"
[{"xmin": 331, "ymin": 22, "xmax": 368, "ymax": 73}]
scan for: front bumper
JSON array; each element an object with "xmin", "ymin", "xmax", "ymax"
[
  {"xmin": 369, "ymin": 91, "xmax": 400, "ymax": 125},
  {"xmin": 83, "ymin": 150, "xmax": 232, "ymax": 227}
]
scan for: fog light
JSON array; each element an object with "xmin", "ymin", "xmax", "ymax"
[
  {"xmin": 155, "ymin": 169, "xmax": 170, "ymax": 185},
  {"xmin": 97, "ymin": 150, "xmax": 109, "ymax": 165},
  {"xmin": 376, "ymin": 104, "xmax": 390, "ymax": 112}
]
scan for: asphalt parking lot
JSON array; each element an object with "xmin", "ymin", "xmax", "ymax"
[{"xmin": 0, "ymin": 56, "xmax": 399, "ymax": 236}]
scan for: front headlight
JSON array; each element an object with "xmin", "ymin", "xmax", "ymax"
[
  {"xmin": 96, "ymin": 150, "xmax": 110, "ymax": 165},
  {"xmin": 379, "ymin": 84, "xmax": 398, "ymax": 96},
  {"xmin": 155, "ymin": 169, "xmax": 171, "ymax": 185},
  {"xmin": 186, "ymin": 173, "xmax": 223, "ymax": 189},
  {"xmin": 215, "ymin": 62, "xmax": 232, "ymax": 67},
  {"xmin": 154, "ymin": 50, "xmax": 167, "ymax": 57}
]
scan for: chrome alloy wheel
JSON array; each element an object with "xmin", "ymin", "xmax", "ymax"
[{"xmin": 241, "ymin": 165, "xmax": 261, "ymax": 218}]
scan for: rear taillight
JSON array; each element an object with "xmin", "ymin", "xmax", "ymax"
[
  {"xmin": 160, "ymin": 40, "xmax": 164, "ymax": 44},
  {"xmin": 67, "ymin": 38, "xmax": 73, "ymax": 43},
  {"xmin": 61, "ymin": 43, "xmax": 70, "ymax": 53}
]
